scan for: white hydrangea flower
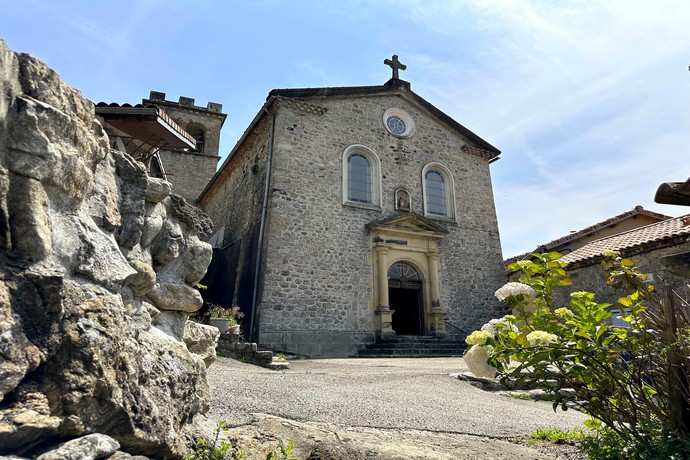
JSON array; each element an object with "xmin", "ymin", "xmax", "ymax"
[
  {"xmin": 495, "ymin": 282, "xmax": 536, "ymax": 302},
  {"xmin": 465, "ymin": 330, "xmax": 492, "ymax": 346},
  {"xmin": 554, "ymin": 307, "xmax": 574, "ymax": 320},
  {"xmin": 481, "ymin": 318, "xmax": 518, "ymax": 334},
  {"xmin": 464, "ymin": 345, "xmax": 497, "ymax": 379},
  {"xmin": 570, "ymin": 291, "xmax": 591, "ymax": 300},
  {"xmin": 526, "ymin": 330, "xmax": 558, "ymax": 346},
  {"xmin": 481, "ymin": 322, "xmax": 496, "ymax": 334}
]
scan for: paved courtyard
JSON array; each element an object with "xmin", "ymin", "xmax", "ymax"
[{"xmin": 207, "ymin": 356, "xmax": 587, "ymax": 440}]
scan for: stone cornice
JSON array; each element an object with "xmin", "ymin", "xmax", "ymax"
[{"xmin": 275, "ymin": 96, "xmax": 328, "ymax": 115}]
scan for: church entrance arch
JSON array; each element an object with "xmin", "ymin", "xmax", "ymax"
[
  {"xmin": 388, "ymin": 261, "xmax": 423, "ymax": 335},
  {"xmin": 368, "ymin": 213, "xmax": 449, "ymax": 340}
]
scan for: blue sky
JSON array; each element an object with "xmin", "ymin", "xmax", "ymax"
[{"xmin": 3, "ymin": 0, "xmax": 690, "ymax": 258}]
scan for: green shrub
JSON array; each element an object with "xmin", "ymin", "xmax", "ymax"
[
  {"xmin": 184, "ymin": 421, "xmax": 244, "ymax": 460},
  {"xmin": 468, "ymin": 251, "xmax": 690, "ymax": 458},
  {"xmin": 582, "ymin": 424, "xmax": 690, "ymax": 460},
  {"xmin": 528, "ymin": 426, "xmax": 588, "ymax": 445},
  {"xmin": 184, "ymin": 422, "xmax": 301, "ymax": 460},
  {"xmin": 265, "ymin": 438, "xmax": 299, "ymax": 460}
]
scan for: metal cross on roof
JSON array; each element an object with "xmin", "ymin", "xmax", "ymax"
[{"xmin": 384, "ymin": 54, "xmax": 406, "ymax": 80}]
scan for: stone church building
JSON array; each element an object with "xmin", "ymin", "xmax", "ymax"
[{"xmin": 198, "ymin": 57, "xmax": 506, "ymax": 357}]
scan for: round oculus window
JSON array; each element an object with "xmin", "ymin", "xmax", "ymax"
[
  {"xmin": 386, "ymin": 116, "xmax": 406, "ymax": 135},
  {"xmin": 383, "ymin": 108, "xmax": 415, "ymax": 138}
]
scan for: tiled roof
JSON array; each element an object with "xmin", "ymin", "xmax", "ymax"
[
  {"xmin": 542, "ymin": 205, "xmax": 671, "ymax": 250},
  {"xmin": 505, "ymin": 206, "xmax": 672, "ymax": 265},
  {"xmin": 560, "ymin": 214, "xmax": 690, "ymax": 265}
]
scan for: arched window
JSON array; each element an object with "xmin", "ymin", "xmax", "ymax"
[
  {"xmin": 342, "ymin": 145, "xmax": 382, "ymax": 208},
  {"xmin": 348, "ymin": 153, "xmax": 371, "ymax": 203},
  {"xmin": 388, "ymin": 261, "xmax": 421, "ymax": 282},
  {"xmin": 422, "ymin": 163, "xmax": 455, "ymax": 220},
  {"xmin": 186, "ymin": 124, "xmax": 205, "ymax": 153},
  {"xmin": 425, "ymin": 170, "xmax": 446, "ymax": 215}
]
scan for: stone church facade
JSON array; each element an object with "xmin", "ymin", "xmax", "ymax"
[{"xmin": 198, "ymin": 65, "xmax": 506, "ymax": 356}]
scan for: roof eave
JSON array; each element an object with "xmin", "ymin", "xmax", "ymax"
[
  {"xmin": 655, "ymin": 179, "xmax": 690, "ymax": 206},
  {"xmin": 95, "ymin": 106, "xmax": 196, "ymax": 149}
]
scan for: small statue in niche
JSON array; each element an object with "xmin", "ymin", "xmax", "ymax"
[{"xmin": 395, "ymin": 189, "xmax": 410, "ymax": 211}]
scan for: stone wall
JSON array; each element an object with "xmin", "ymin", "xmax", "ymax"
[
  {"xmin": 549, "ymin": 241, "xmax": 690, "ymax": 308},
  {"xmin": 158, "ymin": 149, "xmax": 219, "ymax": 203},
  {"xmin": 0, "ymin": 40, "xmax": 217, "ymax": 458},
  {"xmin": 154, "ymin": 102, "xmax": 224, "ymax": 159},
  {"xmin": 199, "ymin": 114, "xmax": 272, "ymax": 331}
]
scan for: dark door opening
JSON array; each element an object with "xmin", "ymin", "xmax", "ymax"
[{"xmin": 388, "ymin": 262, "xmax": 424, "ymax": 335}]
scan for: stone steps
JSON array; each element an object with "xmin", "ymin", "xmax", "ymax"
[
  {"xmin": 357, "ymin": 335, "xmax": 466, "ymax": 358},
  {"xmin": 266, "ymin": 356, "xmax": 290, "ymax": 370},
  {"xmin": 217, "ymin": 333, "xmax": 290, "ymax": 370}
]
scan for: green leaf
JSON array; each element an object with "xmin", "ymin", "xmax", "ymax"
[
  {"xmin": 641, "ymin": 385, "xmax": 657, "ymax": 397},
  {"xmin": 544, "ymin": 252, "xmax": 563, "ymax": 261},
  {"xmin": 620, "ymin": 258, "xmax": 635, "ymax": 267},
  {"xmin": 583, "ymin": 417, "xmax": 602, "ymax": 430},
  {"xmin": 556, "ymin": 278, "xmax": 573, "ymax": 286},
  {"xmin": 618, "ymin": 296, "xmax": 633, "ymax": 307},
  {"xmin": 516, "ymin": 333, "xmax": 529, "ymax": 347}
]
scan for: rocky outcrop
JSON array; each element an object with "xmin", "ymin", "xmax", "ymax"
[
  {"xmin": 0, "ymin": 40, "xmax": 217, "ymax": 458},
  {"xmin": 184, "ymin": 323, "xmax": 221, "ymax": 368}
]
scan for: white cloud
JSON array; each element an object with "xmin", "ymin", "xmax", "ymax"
[{"xmin": 387, "ymin": 0, "xmax": 690, "ymax": 256}]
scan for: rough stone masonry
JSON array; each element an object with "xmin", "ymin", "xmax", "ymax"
[{"xmin": 0, "ymin": 39, "xmax": 219, "ymax": 458}]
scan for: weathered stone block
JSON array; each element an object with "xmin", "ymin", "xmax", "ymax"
[
  {"xmin": 73, "ymin": 216, "xmax": 137, "ymax": 292},
  {"xmin": 112, "ymin": 150, "xmax": 147, "ymax": 249},
  {"xmin": 125, "ymin": 260, "xmax": 156, "ymax": 296},
  {"xmin": 140, "ymin": 202, "xmax": 166, "ymax": 248},
  {"xmin": 145, "ymin": 178, "xmax": 172, "ymax": 203},
  {"xmin": 0, "ymin": 40, "xmax": 215, "ymax": 458},
  {"xmin": 183, "ymin": 321, "xmax": 220, "ymax": 367},
  {"xmin": 36, "ymin": 433, "xmax": 120, "ymax": 460},
  {"xmin": 147, "ymin": 283, "xmax": 203, "ymax": 312},
  {"xmin": 149, "ymin": 220, "xmax": 183, "ymax": 265},
  {"xmin": 8, "ymin": 174, "xmax": 51, "ymax": 261}
]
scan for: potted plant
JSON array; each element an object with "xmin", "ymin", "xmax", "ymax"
[{"xmin": 208, "ymin": 304, "xmax": 244, "ymax": 334}]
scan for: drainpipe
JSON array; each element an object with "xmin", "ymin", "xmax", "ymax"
[{"xmin": 249, "ymin": 103, "xmax": 276, "ymax": 341}]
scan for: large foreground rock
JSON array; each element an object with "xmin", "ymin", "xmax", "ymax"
[{"xmin": 0, "ymin": 39, "xmax": 214, "ymax": 458}]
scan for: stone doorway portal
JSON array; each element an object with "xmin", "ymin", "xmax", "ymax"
[{"xmin": 388, "ymin": 262, "xmax": 424, "ymax": 335}]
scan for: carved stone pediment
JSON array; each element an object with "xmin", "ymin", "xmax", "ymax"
[{"xmin": 366, "ymin": 212, "xmax": 448, "ymax": 237}]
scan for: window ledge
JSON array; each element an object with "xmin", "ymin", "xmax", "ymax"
[
  {"xmin": 424, "ymin": 214, "xmax": 457, "ymax": 224},
  {"xmin": 343, "ymin": 201, "xmax": 382, "ymax": 212}
]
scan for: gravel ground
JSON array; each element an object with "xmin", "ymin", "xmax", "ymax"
[{"xmin": 207, "ymin": 357, "xmax": 588, "ymax": 458}]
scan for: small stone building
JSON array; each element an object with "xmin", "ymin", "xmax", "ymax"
[
  {"xmin": 143, "ymin": 91, "xmax": 226, "ymax": 202},
  {"xmin": 96, "ymin": 92, "xmax": 226, "ymax": 202},
  {"xmin": 510, "ymin": 214, "xmax": 690, "ymax": 318},
  {"xmin": 198, "ymin": 60, "xmax": 506, "ymax": 356}
]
